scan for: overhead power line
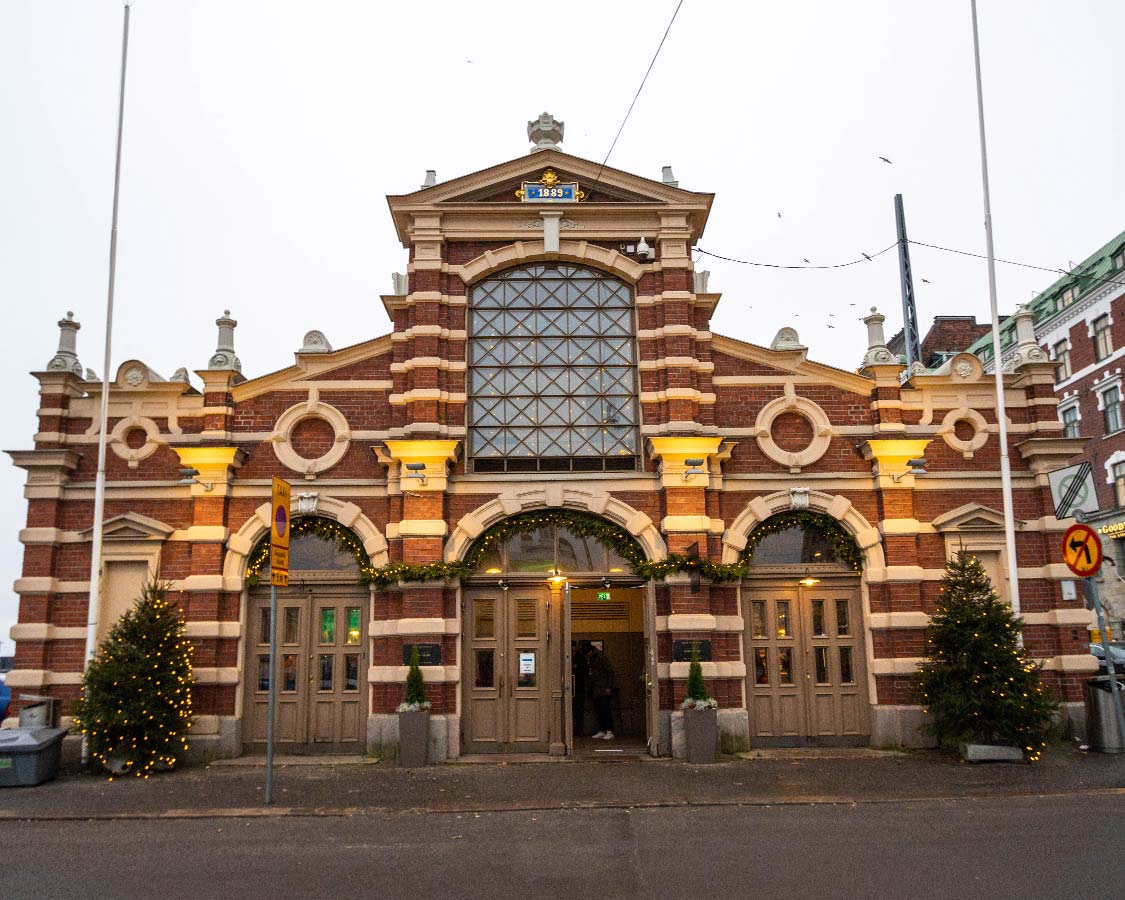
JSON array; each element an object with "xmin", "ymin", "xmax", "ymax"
[
  {"xmin": 589, "ymin": 0, "xmax": 685, "ymax": 194},
  {"xmin": 694, "ymin": 239, "xmax": 1125, "ymax": 291}
]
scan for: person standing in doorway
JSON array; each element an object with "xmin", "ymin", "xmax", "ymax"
[
  {"xmin": 587, "ymin": 644, "xmax": 615, "ymax": 740},
  {"xmin": 572, "ymin": 641, "xmax": 588, "ymax": 737}
]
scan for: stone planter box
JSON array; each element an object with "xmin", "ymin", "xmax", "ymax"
[
  {"xmin": 398, "ymin": 710, "xmax": 430, "ymax": 767},
  {"xmin": 685, "ymin": 707, "xmax": 718, "ymax": 764},
  {"xmin": 959, "ymin": 742, "xmax": 1023, "ymax": 763}
]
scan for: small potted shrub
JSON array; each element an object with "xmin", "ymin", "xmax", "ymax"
[
  {"xmin": 681, "ymin": 643, "xmax": 718, "ymax": 763},
  {"xmin": 397, "ymin": 645, "xmax": 431, "ymax": 767}
]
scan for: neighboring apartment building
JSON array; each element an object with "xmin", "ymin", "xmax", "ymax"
[
  {"xmin": 5, "ymin": 115, "xmax": 1092, "ymax": 758},
  {"xmin": 971, "ymin": 229, "xmax": 1125, "ymax": 633},
  {"xmin": 889, "ymin": 315, "xmax": 998, "ymax": 369}
]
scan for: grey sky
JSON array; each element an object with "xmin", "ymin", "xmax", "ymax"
[{"xmin": 1, "ymin": 1, "xmax": 1122, "ymax": 646}]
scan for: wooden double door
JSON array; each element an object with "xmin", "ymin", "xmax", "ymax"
[
  {"xmin": 244, "ymin": 585, "xmax": 369, "ymax": 752},
  {"xmin": 462, "ymin": 584, "xmax": 551, "ymax": 753},
  {"xmin": 744, "ymin": 578, "xmax": 870, "ymax": 746}
]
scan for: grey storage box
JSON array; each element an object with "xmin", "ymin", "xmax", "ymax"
[
  {"xmin": 0, "ymin": 727, "xmax": 67, "ymax": 787},
  {"xmin": 1086, "ymin": 676, "xmax": 1125, "ymax": 753}
]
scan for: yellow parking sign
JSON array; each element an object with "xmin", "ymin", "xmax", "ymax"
[{"xmin": 271, "ymin": 477, "xmax": 291, "ymax": 586}]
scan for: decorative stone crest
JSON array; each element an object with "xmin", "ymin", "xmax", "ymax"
[
  {"xmin": 300, "ymin": 330, "xmax": 332, "ymax": 353},
  {"xmin": 46, "ymin": 311, "xmax": 84, "ymax": 376},
  {"xmin": 527, "ymin": 111, "xmax": 564, "ymax": 152},
  {"xmin": 124, "ymin": 366, "xmax": 145, "ymax": 386},
  {"xmin": 297, "ymin": 492, "xmax": 319, "ymax": 515},
  {"xmin": 170, "ymin": 367, "xmax": 191, "ymax": 384},
  {"xmin": 207, "ymin": 310, "xmax": 241, "ymax": 371},
  {"xmin": 523, "ymin": 218, "xmax": 581, "ymax": 230},
  {"xmin": 954, "ymin": 359, "xmax": 974, "ymax": 379},
  {"xmin": 770, "ymin": 327, "xmax": 805, "ymax": 352},
  {"xmin": 788, "ymin": 487, "xmax": 810, "ymax": 510}
]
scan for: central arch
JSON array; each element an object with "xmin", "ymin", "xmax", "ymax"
[{"xmin": 452, "ymin": 488, "xmax": 663, "ymax": 757}]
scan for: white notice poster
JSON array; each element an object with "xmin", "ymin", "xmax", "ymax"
[{"xmin": 519, "ymin": 652, "xmax": 535, "ymax": 675}]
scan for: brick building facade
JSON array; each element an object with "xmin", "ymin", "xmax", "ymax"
[
  {"xmin": 4, "ymin": 117, "xmax": 1095, "ymax": 758},
  {"xmin": 972, "ymin": 229, "xmax": 1125, "ymax": 634}
]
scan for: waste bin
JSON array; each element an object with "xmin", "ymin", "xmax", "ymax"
[
  {"xmin": 0, "ymin": 727, "xmax": 67, "ymax": 786},
  {"xmin": 1085, "ymin": 676, "xmax": 1125, "ymax": 753}
]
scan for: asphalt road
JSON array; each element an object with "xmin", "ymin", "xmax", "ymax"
[{"xmin": 6, "ymin": 794, "xmax": 1123, "ymax": 900}]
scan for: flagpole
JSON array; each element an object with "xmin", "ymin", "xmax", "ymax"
[
  {"xmin": 83, "ymin": 1, "xmax": 131, "ymax": 763},
  {"xmin": 970, "ymin": 0, "xmax": 1021, "ymax": 616}
]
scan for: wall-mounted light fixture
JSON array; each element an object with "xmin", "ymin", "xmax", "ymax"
[
  {"xmin": 683, "ymin": 457, "xmax": 706, "ymax": 481},
  {"xmin": 403, "ymin": 461, "xmax": 427, "ymax": 485},
  {"xmin": 891, "ymin": 458, "xmax": 928, "ymax": 482},
  {"xmin": 799, "ymin": 570, "xmax": 821, "ymax": 588},
  {"xmin": 178, "ymin": 467, "xmax": 213, "ymax": 491}
]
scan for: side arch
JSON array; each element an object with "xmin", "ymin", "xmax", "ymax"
[
  {"xmin": 720, "ymin": 490, "xmax": 886, "ymax": 575},
  {"xmin": 455, "ymin": 239, "xmax": 645, "ymax": 287},
  {"xmin": 444, "ymin": 486, "xmax": 666, "ymax": 564},
  {"xmin": 224, "ymin": 495, "xmax": 390, "ymax": 584}
]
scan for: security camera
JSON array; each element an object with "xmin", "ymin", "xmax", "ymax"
[{"xmin": 636, "ymin": 237, "xmax": 655, "ymax": 261}]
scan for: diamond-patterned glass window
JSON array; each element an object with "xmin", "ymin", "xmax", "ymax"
[{"xmin": 468, "ymin": 264, "xmax": 639, "ymax": 473}]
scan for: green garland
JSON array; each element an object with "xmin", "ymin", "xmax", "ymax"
[
  {"xmin": 245, "ymin": 516, "xmax": 378, "ymax": 587},
  {"xmin": 245, "ymin": 507, "xmax": 862, "ymax": 589},
  {"xmin": 738, "ymin": 509, "xmax": 863, "ymax": 573}
]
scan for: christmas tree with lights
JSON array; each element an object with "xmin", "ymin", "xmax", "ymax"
[
  {"xmin": 917, "ymin": 549, "xmax": 1056, "ymax": 761},
  {"xmin": 72, "ymin": 580, "xmax": 194, "ymax": 778}
]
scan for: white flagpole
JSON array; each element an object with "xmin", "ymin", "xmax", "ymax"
[
  {"xmin": 970, "ymin": 0, "xmax": 1021, "ymax": 616},
  {"xmin": 83, "ymin": 2, "xmax": 131, "ymax": 763}
]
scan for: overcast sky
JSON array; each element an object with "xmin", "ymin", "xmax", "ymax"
[{"xmin": 1, "ymin": 1, "xmax": 1122, "ymax": 647}]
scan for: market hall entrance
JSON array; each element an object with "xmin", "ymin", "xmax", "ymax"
[
  {"xmin": 242, "ymin": 520, "xmax": 370, "ymax": 754},
  {"xmin": 459, "ymin": 514, "xmax": 657, "ymax": 756}
]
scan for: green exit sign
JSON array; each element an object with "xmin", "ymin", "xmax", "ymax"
[{"xmin": 596, "ymin": 591, "xmax": 611, "ymax": 602}]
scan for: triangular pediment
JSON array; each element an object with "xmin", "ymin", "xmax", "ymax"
[
  {"xmin": 931, "ymin": 503, "xmax": 1009, "ymax": 532},
  {"xmin": 231, "ymin": 335, "xmax": 393, "ymax": 402},
  {"xmin": 388, "ymin": 149, "xmax": 713, "ymax": 241},
  {"xmin": 82, "ymin": 512, "xmax": 175, "ymax": 541},
  {"xmin": 711, "ymin": 334, "xmax": 874, "ymax": 397}
]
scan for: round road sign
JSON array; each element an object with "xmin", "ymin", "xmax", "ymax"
[
  {"xmin": 1062, "ymin": 523, "xmax": 1102, "ymax": 577},
  {"xmin": 274, "ymin": 504, "xmax": 288, "ymax": 540}
]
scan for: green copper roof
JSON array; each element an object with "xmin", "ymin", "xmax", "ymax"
[{"xmin": 968, "ymin": 227, "xmax": 1125, "ymax": 358}]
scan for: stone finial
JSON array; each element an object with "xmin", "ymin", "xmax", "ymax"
[
  {"xmin": 661, "ymin": 165, "xmax": 678, "ymax": 188},
  {"xmin": 421, "ymin": 169, "xmax": 437, "ymax": 189},
  {"xmin": 207, "ymin": 309, "xmax": 241, "ymax": 371},
  {"xmin": 1011, "ymin": 303, "xmax": 1047, "ymax": 369},
  {"xmin": 170, "ymin": 367, "xmax": 191, "ymax": 384},
  {"xmin": 391, "ymin": 272, "xmax": 409, "ymax": 295},
  {"xmin": 46, "ymin": 311, "xmax": 84, "ymax": 376},
  {"xmin": 861, "ymin": 306, "xmax": 896, "ymax": 368},
  {"xmin": 528, "ymin": 112, "xmax": 564, "ymax": 152},
  {"xmin": 300, "ymin": 330, "xmax": 332, "ymax": 353},
  {"xmin": 693, "ymin": 270, "xmax": 711, "ymax": 294},
  {"xmin": 85, "ymin": 368, "xmax": 98, "ymax": 382},
  {"xmin": 770, "ymin": 326, "xmax": 806, "ymax": 352}
]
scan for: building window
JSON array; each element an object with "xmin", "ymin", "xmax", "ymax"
[
  {"xmin": 1114, "ymin": 250, "xmax": 1124, "ymax": 271},
  {"xmin": 1115, "ymin": 462, "xmax": 1125, "ymax": 507},
  {"xmin": 467, "ymin": 264, "xmax": 639, "ymax": 473},
  {"xmin": 1094, "ymin": 315, "xmax": 1113, "ymax": 361},
  {"xmin": 1053, "ymin": 340, "xmax": 1071, "ymax": 382},
  {"xmin": 1060, "ymin": 285, "xmax": 1081, "ymax": 308},
  {"xmin": 1061, "ymin": 405, "xmax": 1080, "ymax": 438},
  {"xmin": 1104, "ymin": 386, "xmax": 1122, "ymax": 434}
]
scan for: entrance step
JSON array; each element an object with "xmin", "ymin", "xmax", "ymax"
[
  {"xmin": 212, "ymin": 755, "xmax": 378, "ymax": 767},
  {"xmin": 738, "ymin": 748, "xmax": 908, "ymax": 761}
]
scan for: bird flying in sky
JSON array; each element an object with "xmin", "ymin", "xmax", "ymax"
[
  {"xmin": 878, "ymin": 156, "xmax": 893, "ymax": 164},
  {"xmin": 862, "ymin": 252, "xmax": 872, "ymax": 261}
]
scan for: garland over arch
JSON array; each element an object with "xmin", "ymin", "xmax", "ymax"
[
  {"xmin": 245, "ymin": 516, "xmax": 375, "ymax": 586},
  {"xmin": 738, "ymin": 510, "xmax": 863, "ymax": 573}
]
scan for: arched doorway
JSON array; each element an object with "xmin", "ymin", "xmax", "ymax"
[
  {"xmin": 242, "ymin": 517, "xmax": 371, "ymax": 753},
  {"xmin": 459, "ymin": 512, "xmax": 653, "ymax": 756},
  {"xmin": 739, "ymin": 511, "xmax": 870, "ymax": 747}
]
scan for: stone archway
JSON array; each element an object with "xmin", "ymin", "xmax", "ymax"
[
  {"xmin": 444, "ymin": 485, "xmax": 666, "ymax": 564},
  {"xmin": 225, "ymin": 495, "xmax": 390, "ymax": 584},
  {"xmin": 455, "ymin": 239, "xmax": 645, "ymax": 289},
  {"xmin": 721, "ymin": 489, "xmax": 885, "ymax": 575}
]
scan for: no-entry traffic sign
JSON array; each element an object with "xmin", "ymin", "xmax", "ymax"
[{"xmin": 1062, "ymin": 523, "xmax": 1102, "ymax": 577}]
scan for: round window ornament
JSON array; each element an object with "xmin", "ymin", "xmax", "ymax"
[
  {"xmin": 754, "ymin": 389, "xmax": 834, "ymax": 472},
  {"xmin": 271, "ymin": 400, "xmax": 352, "ymax": 480},
  {"xmin": 940, "ymin": 407, "xmax": 989, "ymax": 459}
]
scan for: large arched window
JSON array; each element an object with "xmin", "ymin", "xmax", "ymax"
[{"xmin": 468, "ymin": 264, "xmax": 639, "ymax": 473}]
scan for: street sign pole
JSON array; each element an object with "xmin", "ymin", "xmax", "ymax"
[
  {"xmin": 265, "ymin": 477, "xmax": 291, "ymax": 805},
  {"xmin": 265, "ymin": 581, "xmax": 277, "ymax": 804},
  {"xmin": 1082, "ymin": 577, "xmax": 1125, "ymax": 749}
]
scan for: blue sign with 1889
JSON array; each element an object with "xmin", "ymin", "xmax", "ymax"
[{"xmin": 522, "ymin": 182, "xmax": 579, "ymax": 202}]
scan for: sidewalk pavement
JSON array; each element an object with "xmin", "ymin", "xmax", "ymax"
[{"xmin": 1, "ymin": 747, "xmax": 1122, "ymax": 821}]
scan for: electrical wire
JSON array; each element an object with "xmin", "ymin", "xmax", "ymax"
[
  {"xmin": 588, "ymin": 0, "xmax": 685, "ymax": 197},
  {"xmin": 695, "ymin": 242, "xmax": 898, "ymax": 269},
  {"xmin": 694, "ymin": 239, "xmax": 1125, "ymax": 291}
]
